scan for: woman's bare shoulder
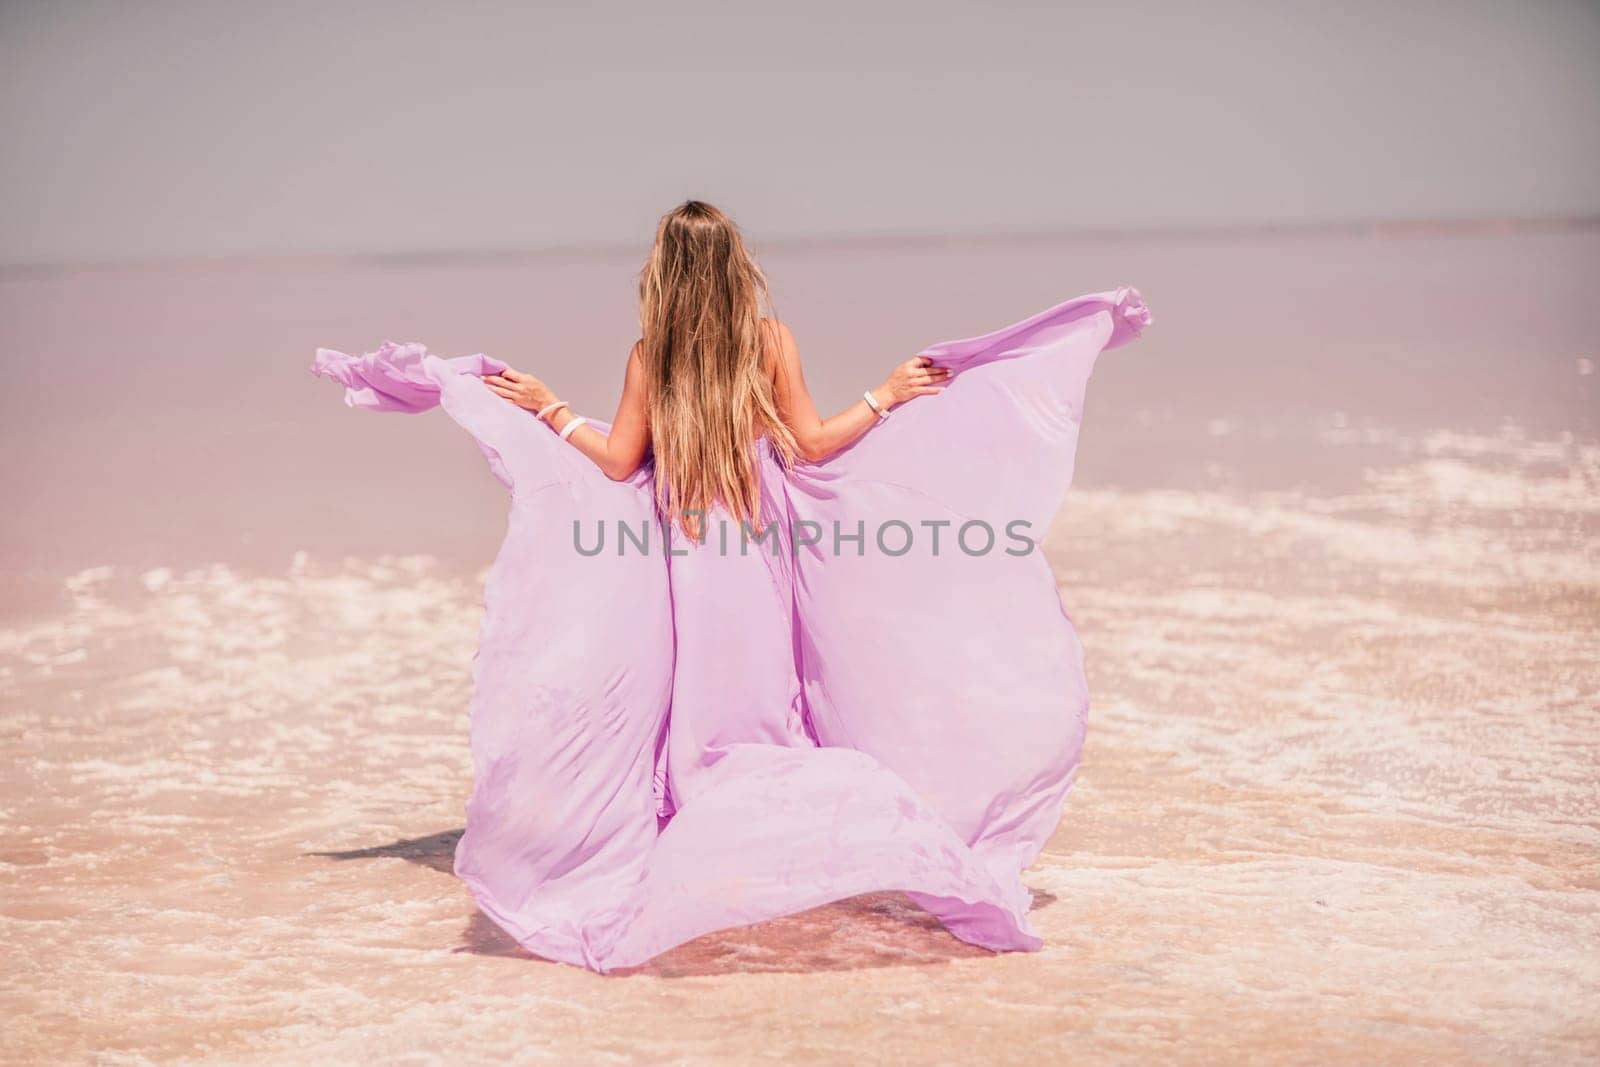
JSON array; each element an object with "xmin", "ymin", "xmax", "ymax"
[
  {"xmin": 758, "ymin": 318, "xmax": 794, "ymax": 381},
  {"xmin": 622, "ymin": 339, "xmax": 647, "ymax": 388},
  {"xmin": 759, "ymin": 317, "xmax": 798, "ymax": 362}
]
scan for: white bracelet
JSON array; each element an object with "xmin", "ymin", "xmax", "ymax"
[
  {"xmin": 863, "ymin": 390, "xmax": 890, "ymax": 420},
  {"xmin": 558, "ymin": 415, "xmax": 588, "ymax": 441},
  {"xmin": 536, "ymin": 400, "xmax": 569, "ymax": 422}
]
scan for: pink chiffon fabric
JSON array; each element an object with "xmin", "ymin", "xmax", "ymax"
[{"xmin": 311, "ymin": 288, "xmax": 1150, "ymax": 970}]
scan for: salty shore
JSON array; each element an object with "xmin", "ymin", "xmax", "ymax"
[{"xmin": 3, "ymin": 228, "xmax": 1596, "ymax": 1062}]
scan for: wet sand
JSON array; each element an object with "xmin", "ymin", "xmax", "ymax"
[{"xmin": 2, "ymin": 230, "xmax": 1597, "ymax": 1061}]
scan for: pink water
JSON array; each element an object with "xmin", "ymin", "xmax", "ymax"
[{"xmin": 2, "ymin": 226, "xmax": 1595, "ymax": 583}]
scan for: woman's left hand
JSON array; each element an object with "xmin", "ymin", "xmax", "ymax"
[{"xmin": 483, "ymin": 367, "xmax": 558, "ymax": 412}]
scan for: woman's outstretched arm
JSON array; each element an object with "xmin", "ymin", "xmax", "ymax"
[
  {"xmin": 482, "ymin": 342, "xmax": 651, "ymax": 481},
  {"xmin": 767, "ymin": 319, "xmax": 948, "ymax": 463}
]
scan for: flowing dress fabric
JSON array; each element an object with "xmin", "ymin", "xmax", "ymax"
[{"xmin": 310, "ymin": 288, "xmax": 1149, "ymax": 970}]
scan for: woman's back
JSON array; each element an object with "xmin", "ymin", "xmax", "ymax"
[
  {"xmin": 480, "ymin": 200, "xmax": 949, "ymax": 531},
  {"xmin": 631, "ymin": 203, "xmax": 798, "ymax": 536}
]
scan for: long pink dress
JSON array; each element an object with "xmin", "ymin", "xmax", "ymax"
[{"xmin": 311, "ymin": 288, "xmax": 1150, "ymax": 970}]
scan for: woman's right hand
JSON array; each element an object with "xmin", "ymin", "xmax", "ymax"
[{"xmin": 875, "ymin": 357, "xmax": 951, "ymax": 408}]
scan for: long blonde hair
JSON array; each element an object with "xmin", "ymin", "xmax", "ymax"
[{"xmin": 638, "ymin": 200, "xmax": 796, "ymax": 536}]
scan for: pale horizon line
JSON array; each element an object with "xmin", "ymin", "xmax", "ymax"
[{"xmin": 4, "ymin": 213, "xmax": 1596, "ymax": 280}]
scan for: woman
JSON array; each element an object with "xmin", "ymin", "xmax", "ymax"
[
  {"xmin": 481, "ymin": 201, "xmax": 952, "ymax": 510},
  {"xmin": 313, "ymin": 200, "xmax": 1149, "ymax": 971}
]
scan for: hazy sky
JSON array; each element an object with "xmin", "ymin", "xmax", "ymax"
[{"xmin": 2, "ymin": 0, "xmax": 1597, "ymax": 265}]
